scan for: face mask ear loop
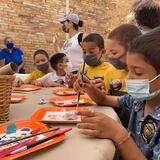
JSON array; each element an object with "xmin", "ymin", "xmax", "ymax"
[
  {"xmin": 149, "ymin": 74, "xmax": 160, "ymax": 83},
  {"xmin": 96, "ymin": 51, "xmax": 103, "ymax": 64}
]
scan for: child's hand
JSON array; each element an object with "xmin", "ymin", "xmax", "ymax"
[
  {"xmin": 76, "ymin": 110, "xmax": 126, "ymax": 142},
  {"xmin": 90, "ymin": 78, "xmax": 105, "ymax": 92},
  {"xmin": 14, "ymin": 78, "xmax": 24, "ymax": 87},
  {"xmin": 32, "ymin": 80, "xmax": 44, "ymax": 86},
  {"xmin": 43, "ymin": 81, "xmax": 63, "ymax": 87},
  {"xmin": 73, "ymin": 76, "xmax": 91, "ymax": 92},
  {"xmin": 65, "ymin": 73, "xmax": 77, "ymax": 88}
]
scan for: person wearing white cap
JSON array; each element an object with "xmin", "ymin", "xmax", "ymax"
[{"xmin": 53, "ymin": 13, "xmax": 84, "ymax": 74}]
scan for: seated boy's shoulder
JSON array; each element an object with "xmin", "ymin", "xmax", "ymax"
[{"xmin": 30, "ymin": 70, "xmax": 44, "ymax": 76}]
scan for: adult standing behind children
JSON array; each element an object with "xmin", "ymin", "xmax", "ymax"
[
  {"xmin": 0, "ymin": 37, "xmax": 25, "ymax": 73},
  {"xmin": 53, "ymin": 13, "xmax": 84, "ymax": 74}
]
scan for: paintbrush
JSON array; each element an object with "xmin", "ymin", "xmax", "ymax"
[
  {"xmin": 9, "ymin": 128, "xmax": 72, "ymax": 156},
  {"xmin": 77, "ymin": 61, "xmax": 85, "ymax": 108},
  {"xmin": 0, "ymin": 127, "xmax": 60, "ymax": 147}
]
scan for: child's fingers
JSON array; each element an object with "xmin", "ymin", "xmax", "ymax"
[
  {"xmin": 77, "ymin": 123, "xmax": 98, "ymax": 130},
  {"xmin": 76, "ymin": 110, "xmax": 97, "ymax": 117},
  {"xmin": 79, "ymin": 129, "xmax": 99, "ymax": 137},
  {"xmin": 73, "ymin": 78, "xmax": 82, "ymax": 91}
]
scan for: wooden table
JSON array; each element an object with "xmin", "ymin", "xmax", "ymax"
[{"xmin": 10, "ymin": 87, "xmax": 119, "ymax": 160}]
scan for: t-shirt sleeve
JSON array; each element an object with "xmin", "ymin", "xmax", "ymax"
[
  {"xmin": 17, "ymin": 48, "xmax": 23, "ymax": 55},
  {"xmin": 118, "ymin": 94, "xmax": 134, "ymax": 112},
  {"xmin": 0, "ymin": 49, "xmax": 5, "ymax": 59},
  {"xmin": 25, "ymin": 72, "xmax": 36, "ymax": 82},
  {"xmin": 37, "ymin": 73, "xmax": 50, "ymax": 82}
]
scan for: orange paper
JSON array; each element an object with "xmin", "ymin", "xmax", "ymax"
[
  {"xmin": 31, "ymin": 107, "xmax": 89, "ymax": 123},
  {"xmin": 0, "ymin": 120, "xmax": 64, "ymax": 160},
  {"xmin": 49, "ymin": 95, "xmax": 93, "ymax": 107},
  {"xmin": 15, "ymin": 85, "xmax": 42, "ymax": 92}
]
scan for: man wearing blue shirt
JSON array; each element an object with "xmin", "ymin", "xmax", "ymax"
[{"xmin": 0, "ymin": 37, "xmax": 25, "ymax": 73}]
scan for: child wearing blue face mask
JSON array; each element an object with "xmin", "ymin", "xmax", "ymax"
[
  {"xmin": 65, "ymin": 33, "xmax": 111, "ymax": 89},
  {"xmin": 74, "ymin": 27, "xmax": 160, "ymax": 159},
  {"xmin": 0, "ymin": 37, "xmax": 25, "ymax": 73},
  {"xmin": 104, "ymin": 24, "xmax": 142, "ymax": 96},
  {"xmin": 15, "ymin": 49, "xmax": 51, "ymax": 86}
]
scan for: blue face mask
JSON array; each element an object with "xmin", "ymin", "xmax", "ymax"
[
  {"xmin": 126, "ymin": 74, "xmax": 160, "ymax": 101},
  {"xmin": 108, "ymin": 53, "xmax": 127, "ymax": 69},
  {"xmin": 37, "ymin": 62, "xmax": 49, "ymax": 72},
  {"xmin": 6, "ymin": 42, "xmax": 14, "ymax": 49},
  {"xmin": 83, "ymin": 53, "xmax": 101, "ymax": 66}
]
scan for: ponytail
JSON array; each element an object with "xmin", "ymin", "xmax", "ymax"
[{"xmin": 78, "ymin": 20, "xmax": 83, "ymax": 27}]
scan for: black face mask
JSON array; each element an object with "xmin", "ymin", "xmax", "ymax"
[{"xmin": 62, "ymin": 25, "xmax": 69, "ymax": 33}]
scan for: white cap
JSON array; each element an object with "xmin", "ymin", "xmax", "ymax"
[{"xmin": 59, "ymin": 13, "xmax": 80, "ymax": 25}]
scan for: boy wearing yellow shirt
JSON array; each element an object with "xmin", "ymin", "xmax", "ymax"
[
  {"xmin": 104, "ymin": 24, "xmax": 142, "ymax": 96},
  {"xmin": 25, "ymin": 50, "xmax": 51, "ymax": 84},
  {"xmin": 15, "ymin": 50, "xmax": 51, "ymax": 86},
  {"xmin": 66, "ymin": 33, "xmax": 111, "ymax": 88}
]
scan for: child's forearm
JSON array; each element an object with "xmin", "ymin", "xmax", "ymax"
[
  {"xmin": 114, "ymin": 127, "xmax": 147, "ymax": 160},
  {"xmin": 86, "ymin": 84, "xmax": 118, "ymax": 107},
  {"xmin": 44, "ymin": 81, "xmax": 63, "ymax": 87}
]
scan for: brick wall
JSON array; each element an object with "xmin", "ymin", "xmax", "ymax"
[{"xmin": 0, "ymin": 0, "xmax": 132, "ymax": 72}]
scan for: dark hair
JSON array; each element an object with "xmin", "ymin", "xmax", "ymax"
[
  {"xmin": 132, "ymin": 0, "xmax": 152, "ymax": 12},
  {"xmin": 33, "ymin": 49, "xmax": 49, "ymax": 60},
  {"xmin": 128, "ymin": 26, "xmax": 160, "ymax": 74},
  {"xmin": 135, "ymin": 1, "xmax": 160, "ymax": 29},
  {"xmin": 50, "ymin": 53, "xmax": 66, "ymax": 70},
  {"xmin": 108, "ymin": 24, "xmax": 142, "ymax": 49},
  {"xmin": 4, "ymin": 37, "xmax": 12, "ymax": 44},
  {"xmin": 83, "ymin": 33, "xmax": 104, "ymax": 50},
  {"xmin": 70, "ymin": 20, "xmax": 83, "ymax": 31}
]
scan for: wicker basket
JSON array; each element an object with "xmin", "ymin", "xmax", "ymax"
[{"xmin": 0, "ymin": 75, "xmax": 15, "ymax": 123}]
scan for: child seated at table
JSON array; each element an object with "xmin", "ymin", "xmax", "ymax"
[
  {"xmin": 104, "ymin": 24, "xmax": 141, "ymax": 96},
  {"xmin": 35, "ymin": 53, "xmax": 68, "ymax": 87},
  {"xmin": 104, "ymin": 24, "xmax": 141, "ymax": 128},
  {"xmin": 74, "ymin": 27, "xmax": 160, "ymax": 160},
  {"xmin": 65, "ymin": 33, "xmax": 111, "ymax": 89},
  {"xmin": 15, "ymin": 49, "xmax": 51, "ymax": 86}
]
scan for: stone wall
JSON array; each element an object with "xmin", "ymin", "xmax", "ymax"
[{"xmin": 0, "ymin": 0, "xmax": 132, "ymax": 72}]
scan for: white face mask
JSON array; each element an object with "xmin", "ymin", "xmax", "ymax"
[
  {"xmin": 126, "ymin": 74, "xmax": 160, "ymax": 101},
  {"xmin": 64, "ymin": 62, "xmax": 72, "ymax": 73}
]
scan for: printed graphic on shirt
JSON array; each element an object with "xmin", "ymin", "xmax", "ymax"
[
  {"xmin": 109, "ymin": 79, "xmax": 126, "ymax": 96},
  {"xmin": 141, "ymin": 118, "xmax": 157, "ymax": 144},
  {"xmin": 63, "ymin": 41, "xmax": 72, "ymax": 54}
]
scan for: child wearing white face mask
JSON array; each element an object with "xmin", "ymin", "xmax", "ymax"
[{"xmin": 74, "ymin": 27, "xmax": 160, "ymax": 160}]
